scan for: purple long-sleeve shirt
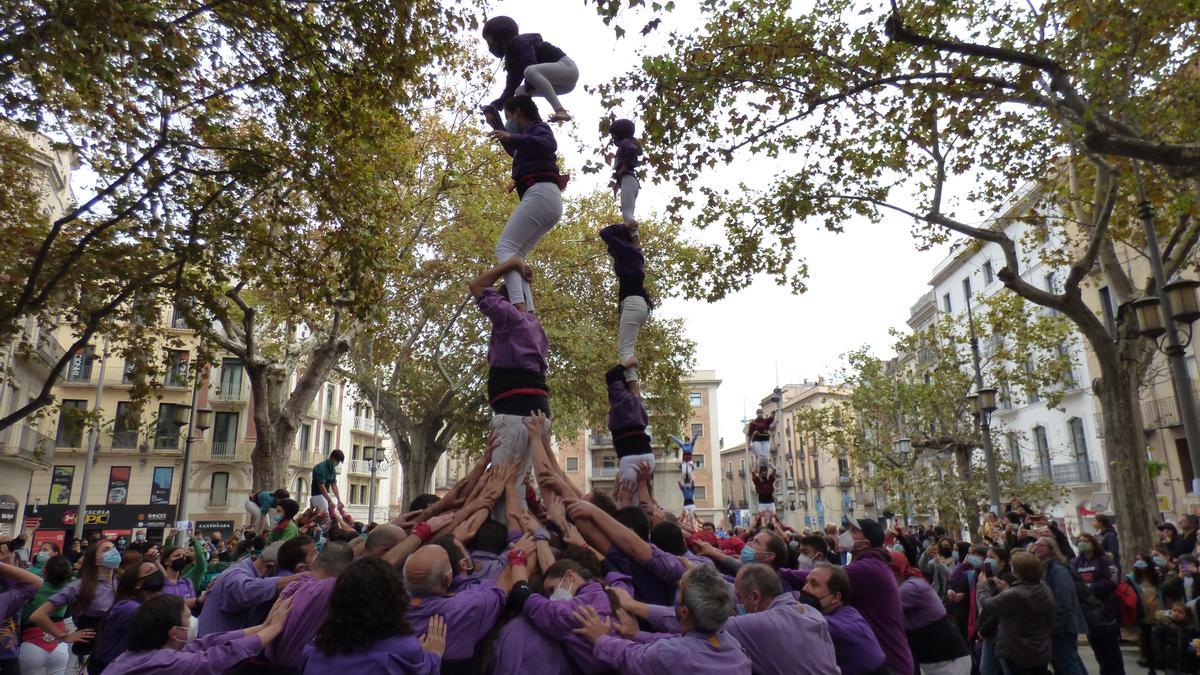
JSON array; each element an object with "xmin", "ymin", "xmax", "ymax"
[
  {"xmin": 477, "ymin": 288, "xmax": 548, "ymax": 373},
  {"xmin": 899, "ymin": 576, "xmax": 948, "ymax": 631},
  {"xmin": 490, "ymin": 614, "xmax": 573, "ymax": 675},
  {"xmin": 593, "ymin": 630, "xmax": 751, "ymax": 675},
  {"xmin": 0, "ymin": 576, "xmax": 38, "ymax": 660},
  {"xmin": 782, "ymin": 553, "xmax": 914, "ymax": 675},
  {"xmin": 606, "ymin": 545, "xmax": 683, "ymax": 607},
  {"xmin": 599, "ymin": 224, "xmax": 645, "ymax": 281},
  {"xmin": 606, "ymin": 367, "xmax": 648, "ymax": 434},
  {"xmin": 406, "ymin": 581, "xmax": 506, "ymax": 662},
  {"xmin": 469, "ymin": 551, "xmax": 507, "ymax": 583},
  {"xmin": 613, "ymin": 138, "xmax": 642, "ymax": 178},
  {"xmin": 500, "ymin": 121, "xmax": 559, "ymax": 180},
  {"xmin": 195, "ymin": 558, "xmax": 278, "ymax": 637},
  {"xmin": 100, "ymin": 629, "xmax": 263, "ymax": 675},
  {"xmin": 160, "ymin": 575, "xmax": 195, "ymax": 600},
  {"xmin": 90, "ymin": 599, "xmax": 140, "ymax": 669},
  {"xmin": 522, "ymin": 573, "xmax": 634, "ymax": 674},
  {"xmin": 301, "ymin": 634, "xmax": 439, "ymax": 674},
  {"xmin": 47, "ymin": 576, "xmax": 117, "ymax": 618},
  {"xmin": 726, "ymin": 594, "xmax": 839, "ymax": 675},
  {"xmin": 824, "ymin": 605, "xmax": 889, "ymax": 675},
  {"xmin": 264, "ymin": 576, "xmax": 335, "ymax": 669}
]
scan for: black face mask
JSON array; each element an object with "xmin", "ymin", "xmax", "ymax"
[
  {"xmin": 140, "ymin": 571, "xmax": 166, "ymax": 593},
  {"xmin": 170, "ymin": 558, "xmax": 189, "ymax": 572}
]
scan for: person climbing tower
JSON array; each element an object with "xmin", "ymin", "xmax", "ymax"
[
  {"xmin": 599, "ymin": 222, "xmax": 649, "ymax": 398},
  {"xmin": 608, "ymin": 118, "xmax": 643, "ymax": 242},
  {"xmin": 488, "ymin": 94, "xmax": 565, "ymax": 312},
  {"xmin": 606, "ymin": 359, "xmax": 654, "ymax": 494},
  {"xmin": 746, "ymin": 408, "xmax": 775, "ymax": 471},
  {"xmin": 481, "ymin": 15, "xmax": 578, "ymax": 125},
  {"xmin": 671, "ymin": 433, "xmax": 697, "ymax": 483},
  {"xmin": 679, "ymin": 477, "xmax": 696, "ymax": 516}
]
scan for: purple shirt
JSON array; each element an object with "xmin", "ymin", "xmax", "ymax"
[
  {"xmin": 606, "ymin": 545, "xmax": 682, "ymax": 606},
  {"xmin": 824, "ymin": 605, "xmax": 888, "ymax": 675},
  {"xmin": 91, "ymin": 599, "xmax": 140, "ymax": 669},
  {"xmin": 593, "ymin": 631, "xmax": 751, "ymax": 675},
  {"xmin": 500, "ymin": 121, "xmax": 559, "ymax": 180},
  {"xmin": 265, "ymin": 576, "xmax": 335, "ymax": 668},
  {"xmin": 613, "ymin": 138, "xmax": 642, "ymax": 178},
  {"xmin": 522, "ymin": 574, "xmax": 634, "ymax": 674},
  {"xmin": 606, "ymin": 370, "xmax": 648, "ymax": 434},
  {"xmin": 599, "ymin": 224, "xmax": 644, "ymax": 281},
  {"xmin": 899, "ymin": 576, "xmax": 948, "ymax": 631},
  {"xmin": 724, "ymin": 594, "xmax": 838, "ymax": 675},
  {"xmin": 490, "ymin": 615, "xmax": 573, "ymax": 675},
  {"xmin": 0, "ymin": 577, "xmax": 37, "ymax": 660},
  {"xmin": 477, "ymin": 288, "xmax": 548, "ymax": 373},
  {"xmin": 301, "ymin": 634, "xmax": 439, "ymax": 674},
  {"xmin": 160, "ymin": 575, "xmax": 195, "ymax": 600},
  {"xmin": 406, "ymin": 581, "xmax": 506, "ymax": 661},
  {"xmin": 101, "ymin": 630, "xmax": 262, "ymax": 675},
  {"xmin": 48, "ymin": 576, "xmax": 117, "ymax": 618},
  {"xmin": 469, "ymin": 551, "xmax": 507, "ymax": 583},
  {"xmin": 195, "ymin": 558, "xmax": 278, "ymax": 637}
]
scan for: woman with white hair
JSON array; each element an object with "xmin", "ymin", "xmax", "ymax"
[{"xmin": 1031, "ymin": 536, "xmax": 1088, "ymax": 675}]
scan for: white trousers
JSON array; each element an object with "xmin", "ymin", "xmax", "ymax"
[
  {"xmin": 490, "ymin": 414, "xmax": 550, "ymax": 522},
  {"xmin": 618, "ymin": 295, "xmax": 649, "ymax": 382},
  {"xmin": 244, "ymin": 498, "xmax": 268, "ymax": 530},
  {"xmin": 756, "ymin": 501, "xmax": 776, "ymax": 514},
  {"xmin": 497, "ymin": 182, "xmax": 563, "ymax": 311},
  {"xmin": 309, "ymin": 494, "xmax": 330, "ymax": 514},
  {"xmin": 681, "ymin": 461, "xmax": 694, "ymax": 483},
  {"xmin": 619, "ymin": 174, "xmax": 639, "ymax": 223},
  {"xmin": 617, "ymin": 452, "xmax": 655, "ymax": 492},
  {"xmin": 19, "ymin": 641, "xmax": 68, "ymax": 675},
  {"xmin": 750, "ymin": 440, "xmax": 771, "ymax": 469},
  {"xmin": 519, "ymin": 56, "xmax": 579, "ymax": 111}
]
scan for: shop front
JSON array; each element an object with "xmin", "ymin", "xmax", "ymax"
[{"xmin": 23, "ymin": 503, "xmax": 178, "ymax": 544}]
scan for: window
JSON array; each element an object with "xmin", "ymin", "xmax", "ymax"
[
  {"xmin": 689, "ymin": 392, "xmax": 702, "ymax": 407},
  {"xmin": 171, "ymin": 305, "xmax": 189, "ymax": 329},
  {"xmin": 1058, "ymin": 343, "xmax": 1077, "ymax": 388},
  {"xmin": 1044, "ymin": 272, "xmax": 1058, "ymax": 294},
  {"xmin": 694, "ymin": 485, "xmax": 707, "ymax": 501},
  {"xmin": 121, "ymin": 358, "xmax": 137, "ymax": 384},
  {"xmin": 325, "ymin": 384, "xmax": 336, "ymax": 414},
  {"xmin": 999, "ymin": 381, "xmax": 1013, "ymax": 410},
  {"xmin": 566, "ymin": 456, "xmax": 579, "ymax": 471},
  {"xmin": 962, "ymin": 278, "xmax": 972, "ymax": 305},
  {"xmin": 694, "ymin": 453, "xmax": 705, "ymax": 469},
  {"xmin": 942, "ymin": 293, "xmax": 953, "ymax": 313},
  {"xmin": 1006, "ymin": 432, "xmax": 1021, "ymax": 467},
  {"xmin": 212, "ymin": 412, "xmax": 238, "ymax": 457},
  {"xmin": 837, "ymin": 457, "xmax": 850, "ymax": 478},
  {"xmin": 113, "ymin": 402, "xmax": 139, "ymax": 448},
  {"xmin": 352, "ymin": 444, "xmax": 361, "ymax": 461},
  {"xmin": 164, "ymin": 350, "xmax": 189, "ymax": 387},
  {"xmin": 294, "ymin": 476, "xmax": 308, "ymax": 497},
  {"xmin": 1033, "ymin": 426, "xmax": 1051, "ymax": 474},
  {"xmin": 1068, "ymin": 417, "xmax": 1091, "ymax": 481},
  {"xmin": 219, "ymin": 358, "xmax": 243, "ymax": 396},
  {"xmin": 298, "ymin": 424, "xmax": 311, "ymax": 456},
  {"xmin": 323, "ymin": 429, "xmax": 333, "ymax": 455},
  {"xmin": 690, "ymin": 423, "xmax": 703, "ymax": 439},
  {"xmin": 739, "ymin": 459, "xmax": 745, "ymax": 475},
  {"xmin": 983, "ymin": 260, "xmax": 994, "ymax": 285},
  {"xmin": 1024, "ymin": 360, "xmax": 1041, "ymax": 403},
  {"xmin": 1098, "ymin": 287, "xmax": 1117, "ymax": 338},
  {"xmin": 812, "ymin": 460, "xmax": 821, "ymax": 486},
  {"xmin": 66, "ymin": 347, "xmax": 95, "ymax": 383},
  {"xmin": 209, "ymin": 472, "xmax": 230, "ymax": 507},
  {"xmin": 154, "ymin": 403, "xmax": 183, "ymax": 449},
  {"xmin": 349, "ymin": 485, "xmax": 358, "ymax": 504}
]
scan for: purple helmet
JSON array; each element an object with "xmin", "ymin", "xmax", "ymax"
[
  {"xmin": 482, "ymin": 16, "xmax": 519, "ymax": 57},
  {"xmin": 610, "ymin": 118, "xmax": 636, "ymax": 140}
]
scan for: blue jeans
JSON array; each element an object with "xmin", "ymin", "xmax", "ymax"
[
  {"xmin": 981, "ymin": 637, "xmax": 999, "ymax": 675},
  {"xmin": 1051, "ymin": 632, "xmax": 1088, "ymax": 675}
]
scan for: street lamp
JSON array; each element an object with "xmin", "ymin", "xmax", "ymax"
[
  {"xmin": 965, "ymin": 292, "xmax": 1003, "ymax": 515},
  {"xmin": 366, "ymin": 445, "xmax": 390, "ymax": 525},
  {"xmin": 174, "ymin": 401, "xmax": 212, "ymax": 548}
]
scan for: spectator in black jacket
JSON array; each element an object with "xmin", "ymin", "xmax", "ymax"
[
  {"xmin": 1093, "ymin": 514, "xmax": 1120, "ymax": 562},
  {"xmin": 1179, "ymin": 516, "xmax": 1199, "ymax": 556}
]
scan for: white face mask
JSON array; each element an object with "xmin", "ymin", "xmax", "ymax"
[
  {"xmin": 549, "ymin": 577, "xmax": 575, "ymax": 602},
  {"xmin": 838, "ymin": 530, "xmax": 855, "ymax": 552},
  {"xmin": 796, "ymin": 554, "xmax": 814, "ymax": 571}
]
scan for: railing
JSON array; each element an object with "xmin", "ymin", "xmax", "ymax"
[
  {"xmin": 725, "ymin": 470, "xmax": 733, "ymax": 479},
  {"xmin": 154, "ymin": 433, "xmax": 181, "ymax": 450},
  {"xmin": 0, "ymin": 424, "xmax": 55, "ymax": 466},
  {"xmin": 32, "ymin": 324, "xmax": 66, "ymax": 372},
  {"xmin": 291, "ymin": 447, "xmax": 314, "ymax": 467},
  {"xmin": 193, "ymin": 441, "xmax": 252, "ymax": 463},
  {"xmin": 1052, "ymin": 461, "xmax": 1101, "ymax": 485},
  {"xmin": 111, "ymin": 430, "xmax": 140, "ymax": 449},
  {"xmin": 212, "ymin": 382, "xmax": 249, "ymax": 404},
  {"xmin": 55, "ymin": 432, "xmax": 84, "ymax": 450},
  {"xmin": 352, "ymin": 416, "xmax": 378, "ymax": 433},
  {"xmin": 324, "ymin": 407, "xmax": 341, "ymax": 425},
  {"xmin": 838, "ymin": 476, "xmax": 853, "ymax": 487},
  {"xmin": 162, "ymin": 373, "xmax": 190, "ymax": 389},
  {"xmin": 349, "ymin": 460, "xmax": 372, "ymax": 475},
  {"xmin": 593, "ymin": 466, "xmax": 619, "ymax": 478},
  {"xmin": 207, "ymin": 493, "xmax": 229, "ymax": 508},
  {"xmin": 738, "ymin": 469, "xmax": 746, "ymax": 477},
  {"xmin": 64, "ymin": 369, "xmax": 95, "ymax": 384},
  {"xmin": 590, "ymin": 432, "xmax": 614, "ymax": 447}
]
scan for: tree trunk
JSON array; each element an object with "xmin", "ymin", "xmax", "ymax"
[
  {"xmin": 399, "ymin": 432, "xmax": 439, "ymax": 512},
  {"xmin": 247, "ymin": 364, "xmax": 295, "ymax": 492},
  {"xmin": 955, "ymin": 446, "xmax": 981, "ymax": 539}
]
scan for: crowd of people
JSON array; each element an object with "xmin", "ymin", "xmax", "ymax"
[{"xmin": 4, "ymin": 12, "xmax": 1199, "ymax": 675}]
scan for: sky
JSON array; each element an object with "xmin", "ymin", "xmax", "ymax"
[{"xmin": 485, "ymin": 0, "xmax": 954, "ymax": 447}]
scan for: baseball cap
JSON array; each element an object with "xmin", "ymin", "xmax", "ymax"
[{"xmin": 843, "ymin": 516, "xmax": 885, "ymax": 548}]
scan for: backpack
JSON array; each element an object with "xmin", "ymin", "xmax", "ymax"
[{"xmin": 1114, "ymin": 578, "xmax": 1140, "ymax": 626}]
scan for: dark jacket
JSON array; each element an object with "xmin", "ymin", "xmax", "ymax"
[
  {"xmin": 1044, "ymin": 559, "xmax": 1088, "ymax": 635},
  {"xmin": 1071, "ymin": 552, "xmax": 1119, "ymax": 620},
  {"xmin": 1097, "ymin": 527, "xmax": 1120, "ymax": 561},
  {"xmin": 976, "ymin": 580, "xmax": 1056, "ymax": 668},
  {"xmin": 500, "ymin": 121, "xmax": 559, "ymax": 182}
]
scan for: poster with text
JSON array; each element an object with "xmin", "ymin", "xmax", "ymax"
[
  {"xmin": 150, "ymin": 467, "xmax": 174, "ymax": 506},
  {"xmin": 48, "ymin": 466, "xmax": 74, "ymax": 505},
  {"xmin": 106, "ymin": 466, "xmax": 131, "ymax": 505}
]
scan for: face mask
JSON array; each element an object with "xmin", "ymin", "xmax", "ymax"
[
  {"xmin": 1153, "ymin": 555, "xmax": 1168, "ymax": 568},
  {"xmin": 35, "ymin": 551, "xmax": 50, "ymax": 566},
  {"xmin": 940, "ymin": 547, "xmax": 953, "ymax": 556},
  {"xmin": 740, "ymin": 546, "xmax": 758, "ymax": 565},
  {"xmin": 170, "ymin": 558, "xmax": 189, "ymax": 572},
  {"xmin": 1076, "ymin": 542, "xmax": 1093, "ymax": 554},
  {"xmin": 549, "ymin": 578, "xmax": 574, "ymax": 602},
  {"xmin": 796, "ymin": 554, "xmax": 814, "ymax": 571},
  {"xmin": 271, "ymin": 513, "xmax": 283, "ymax": 525},
  {"xmin": 140, "ymin": 571, "xmax": 166, "ymax": 593},
  {"xmin": 985, "ymin": 558, "xmax": 998, "ymax": 573},
  {"xmin": 892, "ymin": 543, "xmax": 905, "ymax": 553},
  {"xmin": 334, "ymin": 465, "xmax": 342, "ymax": 475},
  {"xmin": 100, "ymin": 548, "xmax": 122, "ymax": 569},
  {"xmin": 505, "ymin": 117, "xmax": 520, "ymax": 133},
  {"xmin": 735, "ymin": 603, "xmax": 747, "ymax": 616},
  {"xmin": 951, "ymin": 550, "xmax": 960, "ymax": 562},
  {"xmin": 838, "ymin": 530, "xmax": 855, "ymax": 551},
  {"xmin": 965, "ymin": 555, "xmax": 983, "ymax": 568},
  {"xmin": 169, "ymin": 624, "xmax": 189, "ymax": 646},
  {"xmin": 1134, "ymin": 560, "xmax": 1150, "ymax": 570}
]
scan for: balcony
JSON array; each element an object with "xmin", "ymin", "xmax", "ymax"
[
  {"xmin": 738, "ymin": 469, "xmax": 746, "ymax": 477},
  {"xmin": 0, "ymin": 423, "xmax": 55, "ymax": 468},
  {"xmin": 349, "ymin": 459, "xmax": 372, "ymax": 476},
  {"xmin": 838, "ymin": 476, "xmax": 853, "ymax": 487},
  {"xmin": 590, "ymin": 432, "xmax": 614, "ymax": 447},
  {"xmin": 211, "ymin": 382, "xmax": 250, "ymax": 406},
  {"xmin": 109, "ymin": 430, "xmax": 141, "ymax": 450},
  {"xmin": 794, "ymin": 478, "xmax": 807, "ymax": 489},
  {"xmin": 593, "ymin": 466, "xmax": 619, "ymax": 478},
  {"xmin": 291, "ymin": 446, "xmax": 316, "ymax": 468},
  {"xmin": 153, "ymin": 433, "xmax": 182, "ymax": 451},
  {"xmin": 725, "ymin": 470, "xmax": 733, "ymax": 479},
  {"xmin": 324, "ymin": 407, "xmax": 341, "ymax": 425},
  {"xmin": 22, "ymin": 320, "xmax": 66, "ymax": 377},
  {"xmin": 352, "ymin": 416, "xmax": 379, "ymax": 434},
  {"xmin": 1052, "ymin": 461, "xmax": 1101, "ymax": 485},
  {"xmin": 63, "ymin": 368, "xmax": 96, "ymax": 386},
  {"xmin": 193, "ymin": 441, "xmax": 252, "ymax": 463}
]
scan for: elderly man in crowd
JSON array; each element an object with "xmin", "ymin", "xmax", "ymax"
[{"xmin": 196, "ymin": 542, "xmax": 305, "ymax": 637}]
